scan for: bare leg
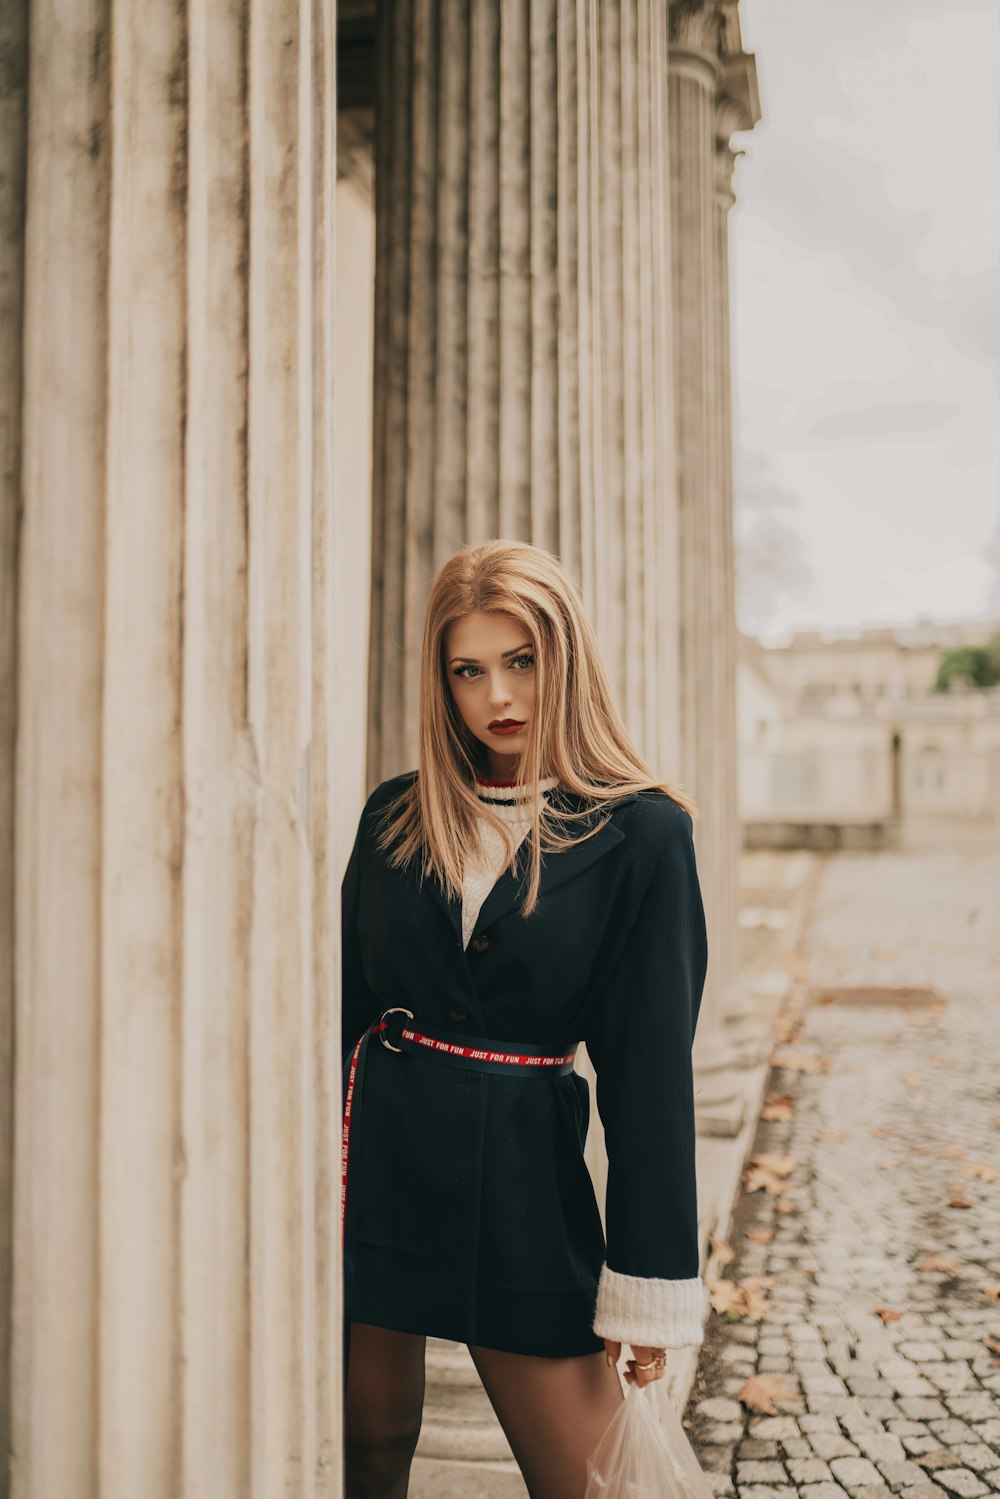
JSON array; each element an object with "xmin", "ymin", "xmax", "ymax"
[
  {"xmin": 469, "ymin": 1344, "xmax": 623, "ymax": 1499},
  {"xmin": 345, "ymin": 1323, "xmax": 427, "ymax": 1499}
]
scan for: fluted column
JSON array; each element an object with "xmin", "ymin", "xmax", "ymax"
[
  {"xmin": 668, "ymin": 0, "xmax": 760, "ymax": 1130},
  {"xmin": 0, "ymin": 0, "xmax": 28, "ymax": 1478},
  {"xmin": 368, "ymin": 0, "xmax": 679, "ymax": 787},
  {"xmin": 7, "ymin": 3, "xmax": 341, "ymax": 1496},
  {"xmin": 370, "ymin": 4, "xmax": 682, "ymax": 1491},
  {"xmin": 714, "ymin": 89, "xmax": 767, "ymax": 1058}
]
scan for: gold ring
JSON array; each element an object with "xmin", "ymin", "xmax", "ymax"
[{"xmin": 633, "ymin": 1359, "xmax": 656, "ymax": 1371}]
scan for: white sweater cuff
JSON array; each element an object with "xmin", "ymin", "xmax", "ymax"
[{"xmin": 591, "ymin": 1265, "xmax": 707, "ymax": 1348}]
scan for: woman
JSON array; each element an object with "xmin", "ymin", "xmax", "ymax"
[{"xmin": 341, "ymin": 540, "xmax": 709, "ymax": 1499}]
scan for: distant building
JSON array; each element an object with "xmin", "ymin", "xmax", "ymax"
[{"xmin": 738, "ymin": 620, "xmax": 1000, "ymax": 845}]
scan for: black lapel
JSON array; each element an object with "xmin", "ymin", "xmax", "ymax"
[{"xmin": 425, "ymin": 790, "xmax": 637, "ymax": 940}]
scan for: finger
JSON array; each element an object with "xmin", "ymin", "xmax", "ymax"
[{"xmin": 604, "ymin": 1340, "xmax": 622, "ymax": 1368}]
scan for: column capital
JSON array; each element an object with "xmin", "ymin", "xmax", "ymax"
[{"xmin": 670, "ymin": 0, "xmax": 762, "ymax": 133}]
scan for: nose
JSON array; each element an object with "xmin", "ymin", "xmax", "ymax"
[{"xmin": 488, "ymin": 671, "xmax": 513, "ymax": 710}]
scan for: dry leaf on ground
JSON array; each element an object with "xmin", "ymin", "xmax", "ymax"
[
  {"xmin": 750, "ymin": 1152, "xmax": 797, "ymax": 1176},
  {"xmin": 982, "ymin": 1283, "xmax": 1000, "ymax": 1302},
  {"xmin": 736, "ymin": 1373, "xmax": 802, "ymax": 1415},
  {"xmin": 772, "ymin": 1049, "xmax": 831, "ymax": 1073},
  {"xmin": 948, "ymin": 1194, "xmax": 975, "ymax": 1209},
  {"xmin": 919, "ymin": 1253, "xmax": 960, "ymax": 1272},
  {"xmin": 745, "ymin": 1226, "xmax": 775, "ymax": 1244},
  {"xmin": 761, "ymin": 1093, "xmax": 795, "ymax": 1122},
  {"xmin": 744, "ymin": 1154, "xmax": 796, "ymax": 1196},
  {"xmin": 743, "ymin": 1165, "xmax": 788, "ymax": 1195},
  {"xmin": 706, "ymin": 1274, "xmax": 771, "ymax": 1322},
  {"xmin": 874, "ymin": 1307, "xmax": 903, "ymax": 1323},
  {"xmin": 709, "ymin": 1233, "xmax": 736, "ymax": 1267},
  {"xmin": 961, "ymin": 1161, "xmax": 999, "ymax": 1181}
]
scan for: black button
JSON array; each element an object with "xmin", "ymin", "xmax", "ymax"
[
  {"xmin": 470, "ymin": 933, "xmax": 490, "ymax": 953},
  {"xmin": 448, "ymin": 1006, "xmax": 468, "ymax": 1024}
]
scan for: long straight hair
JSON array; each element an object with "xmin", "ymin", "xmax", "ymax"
[{"xmin": 374, "ymin": 540, "xmax": 697, "ymax": 917}]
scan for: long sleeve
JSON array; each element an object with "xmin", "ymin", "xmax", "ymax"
[
  {"xmin": 340, "ymin": 799, "xmax": 383, "ymax": 1063},
  {"xmin": 585, "ymin": 802, "xmax": 709, "ymax": 1348}
]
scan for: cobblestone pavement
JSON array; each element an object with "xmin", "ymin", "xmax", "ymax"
[{"xmin": 685, "ymin": 848, "xmax": 1000, "ymax": 1499}]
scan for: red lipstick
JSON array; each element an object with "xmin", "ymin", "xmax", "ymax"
[{"xmin": 488, "ymin": 719, "xmax": 525, "ymax": 736}]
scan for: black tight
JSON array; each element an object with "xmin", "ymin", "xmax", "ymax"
[{"xmin": 344, "ymin": 1323, "xmax": 623, "ymax": 1499}]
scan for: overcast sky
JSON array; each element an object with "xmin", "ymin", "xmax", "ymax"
[{"xmin": 730, "ymin": 0, "xmax": 999, "ymax": 644}]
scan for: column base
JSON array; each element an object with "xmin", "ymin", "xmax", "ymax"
[
  {"xmin": 410, "ymin": 1456, "xmax": 526, "ymax": 1499},
  {"xmin": 413, "ymin": 1340, "xmax": 518, "ymax": 1471},
  {"xmin": 693, "ymin": 1028, "xmax": 749, "ymax": 1137}
]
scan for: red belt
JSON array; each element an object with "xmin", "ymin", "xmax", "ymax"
[{"xmin": 374, "ymin": 1007, "xmax": 578, "ymax": 1073}]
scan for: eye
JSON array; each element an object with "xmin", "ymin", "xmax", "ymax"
[
  {"xmin": 452, "ymin": 663, "xmax": 482, "ymax": 680},
  {"xmin": 510, "ymin": 653, "xmax": 535, "ymax": 671}
]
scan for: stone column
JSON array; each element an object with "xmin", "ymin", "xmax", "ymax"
[
  {"xmin": 368, "ymin": 3, "xmax": 683, "ymax": 1491},
  {"xmin": 367, "ymin": 0, "xmax": 679, "ymax": 788},
  {"xmin": 7, "ymin": 3, "xmax": 342, "ymax": 1496},
  {"xmin": 714, "ymin": 78, "xmax": 769, "ymax": 1062},
  {"xmin": 668, "ymin": 0, "xmax": 760, "ymax": 1132},
  {"xmin": 0, "ymin": 0, "xmax": 28, "ymax": 1479}
]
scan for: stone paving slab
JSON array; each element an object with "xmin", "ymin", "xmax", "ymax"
[{"xmin": 684, "ymin": 849, "xmax": 1000, "ymax": 1499}]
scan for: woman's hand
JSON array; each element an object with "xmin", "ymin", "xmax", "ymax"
[{"xmin": 603, "ymin": 1339, "xmax": 668, "ymax": 1385}]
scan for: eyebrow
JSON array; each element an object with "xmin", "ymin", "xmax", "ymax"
[{"xmin": 447, "ymin": 643, "xmax": 534, "ymax": 665}]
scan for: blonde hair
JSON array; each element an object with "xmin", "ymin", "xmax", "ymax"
[{"xmin": 374, "ymin": 539, "xmax": 697, "ymax": 917}]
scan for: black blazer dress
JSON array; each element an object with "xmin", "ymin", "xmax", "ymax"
[{"xmin": 340, "ymin": 770, "xmax": 709, "ymax": 1358}]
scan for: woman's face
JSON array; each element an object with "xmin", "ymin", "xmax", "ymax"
[{"xmin": 445, "ymin": 610, "xmax": 537, "ymax": 778}]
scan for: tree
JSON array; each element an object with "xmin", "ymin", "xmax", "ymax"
[{"xmin": 933, "ymin": 636, "xmax": 1000, "ymax": 692}]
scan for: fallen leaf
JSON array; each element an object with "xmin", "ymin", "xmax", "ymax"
[
  {"xmin": 745, "ymin": 1226, "xmax": 775, "ymax": 1244},
  {"xmin": 751, "ymin": 1152, "xmax": 797, "ymax": 1176},
  {"xmin": 982, "ymin": 1283, "xmax": 1000, "ymax": 1302},
  {"xmin": 743, "ymin": 1165, "xmax": 789, "ymax": 1196},
  {"xmin": 874, "ymin": 1307, "xmax": 902, "ymax": 1323},
  {"xmin": 817, "ymin": 1128, "xmax": 849, "ymax": 1141},
  {"xmin": 902, "ymin": 1071, "xmax": 925, "ymax": 1086},
  {"xmin": 772, "ymin": 1049, "xmax": 831, "ymax": 1073},
  {"xmin": 761, "ymin": 1093, "xmax": 795, "ymax": 1122},
  {"xmin": 948, "ymin": 1195, "xmax": 975, "ymax": 1209},
  {"xmin": 736, "ymin": 1373, "xmax": 802, "ymax": 1415},
  {"xmin": 705, "ymin": 1274, "xmax": 771, "ymax": 1321},
  {"xmin": 961, "ymin": 1161, "xmax": 999, "ymax": 1182},
  {"xmin": 710, "ymin": 1233, "xmax": 736, "ymax": 1267},
  {"xmin": 919, "ymin": 1253, "xmax": 960, "ymax": 1272}
]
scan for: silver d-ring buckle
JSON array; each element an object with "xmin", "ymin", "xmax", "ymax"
[{"xmin": 378, "ymin": 1007, "xmax": 414, "ymax": 1053}]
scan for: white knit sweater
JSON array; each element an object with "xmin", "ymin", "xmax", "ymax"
[
  {"xmin": 462, "ymin": 775, "xmax": 560, "ymax": 948},
  {"xmin": 465, "ymin": 775, "xmax": 706, "ymax": 1350}
]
